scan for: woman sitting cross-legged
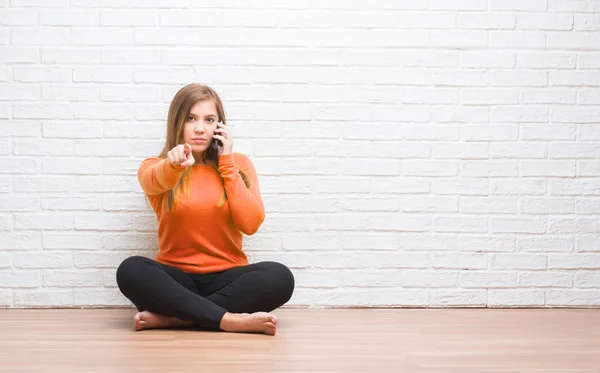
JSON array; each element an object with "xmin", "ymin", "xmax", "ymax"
[{"xmin": 116, "ymin": 83, "xmax": 295, "ymax": 336}]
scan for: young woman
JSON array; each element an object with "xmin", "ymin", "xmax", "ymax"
[{"xmin": 116, "ymin": 83, "xmax": 294, "ymax": 336}]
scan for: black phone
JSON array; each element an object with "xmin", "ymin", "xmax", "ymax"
[{"xmin": 213, "ymin": 121, "xmax": 222, "ymax": 149}]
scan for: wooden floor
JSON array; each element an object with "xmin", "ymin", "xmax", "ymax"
[{"xmin": 0, "ymin": 308, "xmax": 599, "ymax": 373}]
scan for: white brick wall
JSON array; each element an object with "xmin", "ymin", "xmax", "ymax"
[{"xmin": 1, "ymin": 1, "xmax": 599, "ymax": 309}]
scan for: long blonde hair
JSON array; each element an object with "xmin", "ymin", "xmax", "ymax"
[{"xmin": 157, "ymin": 83, "xmax": 250, "ymax": 212}]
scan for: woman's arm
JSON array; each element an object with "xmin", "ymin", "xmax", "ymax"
[
  {"xmin": 218, "ymin": 153, "xmax": 265, "ymax": 235},
  {"xmin": 138, "ymin": 157, "xmax": 186, "ymax": 196}
]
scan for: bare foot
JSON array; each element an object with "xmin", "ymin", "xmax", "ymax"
[
  {"xmin": 219, "ymin": 312, "xmax": 277, "ymax": 336},
  {"xmin": 133, "ymin": 311, "xmax": 193, "ymax": 331}
]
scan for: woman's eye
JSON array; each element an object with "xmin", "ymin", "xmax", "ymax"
[
  {"xmin": 207, "ymin": 118, "xmax": 214, "ymax": 123},
  {"xmin": 187, "ymin": 116, "xmax": 194, "ymax": 121}
]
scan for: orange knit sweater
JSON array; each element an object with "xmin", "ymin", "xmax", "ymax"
[{"xmin": 137, "ymin": 153, "xmax": 265, "ymax": 274}]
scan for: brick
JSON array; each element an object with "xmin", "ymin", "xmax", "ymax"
[
  {"xmin": 432, "ymin": 179, "xmax": 489, "ymax": 196},
  {"xmin": 101, "ymin": 10, "xmax": 157, "ymax": 26},
  {"xmin": 42, "ymin": 48, "xmax": 100, "ymax": 64},
  {"xmin": 578, "ymin": 125, "xmax": 600, "ymax": 140},
  {"xmin": 71, "ymin": 27, "xmax": 133, "ymax": 45},
  {"xmin": 73, "ymin": 103, "xmax": 132, "ymax": 120},
  {"xmin": 459, "ymin": 13, "xmax": 515, "ymax": 29},
  {"xmin": 521, "ymin": 161, "xmax": 575, "ymax": 177},
  {"xmin": 0, "ymin": 232, "xmax": 41, "ymax": 250},
  {"xmin": 549, "ymin": 0, "xmax": 600, "ymax": 12},
  {"xmin": 12, "ymin": 0, "xmax": 68, "ymax": 5},
  {"xmin": 491, "ymin": 0, "xmax": 547, "ymax": 10},
  {"xmin": 0, "ymin": 196, "xmax": 39, "ymax": 212},
  {"xmin": 462, "ymin": 88, "xmax": 519, "ymax": 105},
  {"xmin": 521, "ymin": 197, "xmax": 574, "ymax": 214},
  {"xmin": 493, "ymin": 70, "xmax": 547, "ymax": 87},
  {"xmin": 550, "ymin": 179, "xmax": 600, "ymax": 196},
  {"xmin": 489, "ymin": 290, "xmax": 545, "ymax": 307},
  {"xmin": 0, "ymin": 9, "xmax": 37, "ymax": 25},
  {"xmin": 461, "ymin": 272, "xmax": 518, "ymax": 288},
  {"xmin": 44, "ymin": 270, "xmax": 103, "ymax": 287},
  {"xmin": 550, "ymin": 71, "xmax": 600, "ymax": 86},
  {"xmin": 521, "ymin": 88, "xmax": 576, "ymax": 104},
  {"xmin": 11, "ymin": 28, "xmax": 69, "ymax": 45},
  {"xmin": 340, "ymin": 270, "xmax": 401, "ymax": 288},
  {"xmin": 293, "ymin": 269, "xmax": 339, "ymax": 288},
  {"xmin": 547, "ymin": 290, "xmax": 600, "ymax": 306},
  {"xmin": 13, "ymin": 253, "xmax": 72, "ymax": 269},
  {"xmin": 14, "ymin": 66, "xmax": 70, "ymax": 82},
  {"xmin": 15, "ymin": 213, "xmax": 72, "ymax": 230},
  {"xmin": 15, "ymin": 290, "xmax": 73, "ymax": 307},
  {"xmin": 342, "ymin": 159, "xmax": 399, "ymax": 176},
  {"xmin": 43, "ymin": 121, "xmax": 102, "ymax": 139},
  {"xmin": 433, "ymin": 106, "xmax": 488, "ymax": 123},
  {"xmin": 13, "ymin": 103, "xmax": 71, "ymax": 119},
  {"xmin": 42, "ymin": 197, "xmax": 100, "ymax": 211},
  {"xmin": 397, "ymin": 234, "xmax": 458, "ymax": 251},
  {"xmin": 462, "ymin": 124, "xmax": 519, "ymax": 141},
  {"xmin": 341, "ymin": 198, "xmax": 398, "ymax": 212},
  {"xmin": 341, "ymin": 234, "xmax": 398, "ymax": 251},
  {"xmin": 43, "ymin": 232, "xmax": 102, "ymax": 250},
  {"xmin": 517, "ymin": 14, "xmax": 574, "ymax": 30},
  {"xmin": 548, "ymin": 254, "xmax": 600, "ymax": 269},
  {"xmin": 73, "ymin": 213, "xmax": 133, "ymax": 231},
  {"xmin": 430, "ymin": 290, "xmax": 487, "ymax": 306},
  {"xmin": 490, "ymin": 217, "xmax": 546, "ymax": 234},
  {"xmin": 434, "ymin": 70, "xmax": 489, "ymax": 87},
  {"xmin": 462, "ymin": 161, "xmax": 518, "ymax": 177},
  {"xmin": 101, "ymin": 233, "xmax": 157, "ymax": 251},
  {"xmin": 575, "ymin": 198, "xmax": 600, "ymax": 214},
  {"xmin": 575, "ymin": 272, "xmax": 600, "ymax": 288},
  {"xmin": 433, "ymin": 216, "xmax": 487, "ymax": 233},
  {"xmin": 548, "ymin": 218, "xmax": 600, "ymax": 234},
  {"xmin": 521, "ymin": 124, "xmax": 576, "ymax": 140},
  {"xmin": 401, "ymin": 270, "xmax": 458, "ymax": 287},
  {"xmin": 492, "ymin": 106, "xmax": 548, "ymax": 123},
  {"xmin": 403, "ymin": 125, "xmax": 459, "ymax": 141},
  {"xmin": 491, "ymin": 254, "xmax": 546, "ymax": 270},
  {"xmin": 431, "ymin": 253, "xmax": 487, "ymax": 269},
  {"xmin": 461, "ymin": 197, "xmax": 518, "ymax": 214},
  {"xmin": 491, "ymin": 143, "xmax": 547, "ymax": 159},
  {"xmin": 400, "ymin": 196, "xmax": 458, "ymax": 213},
  {"xmin": 459, "ymin": 236, "xmax": 516, "ymax": 252},
  {"xmin": 460, "ymin": 52, "xmax": 515, "ymax": 68},
  {"xmin": 431, "ymin": 30, "xmax": 487, "ymax": 48},
  {"xmin": 371, "ymin": 253, "xmax": 428, "ymax": 270},
  {"xmin": 103, "ymin": 48, "xmax": 160, "ymax": 64},
  {"xmin": 42, "ymin": 158, "xmax": 102, "ymax": 175},
  {"xmin": 402, "ymin": 160, "xmax": 458, "ymax": 176},
  {"xmin": 39, "ymin": 10, "xmax": 98, "ymax": 26},
  {"xmin": 518, "ymin": 236, "xmax": 574, "ymax": 252},
  {"xmin": 578, "ymin": 52, "xmax": 600, "ymax": 68},
  {"xmin": 74, "ymin": 67, "xmax": 132, "ymax": 83},
  {"xmin": 519, "ymin": 272, "xmax": 573, "ymax": 287},
  {"xmin": 578, "ymin": 161, "xmax": 600, "ymax": 177},
  {"xmin": 578, "ymin": 89, "xmax": 600, "ymax": 104},
  {"xmin": 519, "ymin": 52, "xmax": 576, "ymax": 69},
  {"xmin": 0, "ymin": 271, "xmax": 40, "ymax": 288},
  {"xmin": 42, "ymin": 85, "xmax": 99, "ymax": 101},
  {"xmin": 490, "ymin": 31, "xmax": 545, "ymax": 48}
]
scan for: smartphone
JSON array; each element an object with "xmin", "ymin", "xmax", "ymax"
[{"xmin": 213, "ymin": 121, "xmax": 223, "ymax": 150}]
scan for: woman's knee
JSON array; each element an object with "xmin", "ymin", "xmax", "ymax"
[
  {"xmin": 115, "ymin": 255, "xmax": 148, "ymax": 290},
  {"xmin": 260, "ymin": 261, "xmax": 295, "ymax": 302}
]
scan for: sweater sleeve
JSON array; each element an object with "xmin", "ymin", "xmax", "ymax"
[
  {"xmin": 137, "ymin": 157, "xmax": 187, "ymax": 196},
  {"xmin": 218, "ymin": 153, "xmax": 265, "ymax": 235}
]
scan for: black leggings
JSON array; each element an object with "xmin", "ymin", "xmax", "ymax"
[{"xmin": 115, "ymin": 255, "xmax": 295, "ymax": 330}]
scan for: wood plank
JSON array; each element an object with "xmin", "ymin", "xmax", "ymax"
[{"xmin": 0, "ymin": 308, "xmax": 599, "ymax": 372}]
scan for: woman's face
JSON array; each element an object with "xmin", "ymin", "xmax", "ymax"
[{"xmin": 182, "ymin": 99, "xmax": 219, "ymax": 153}]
